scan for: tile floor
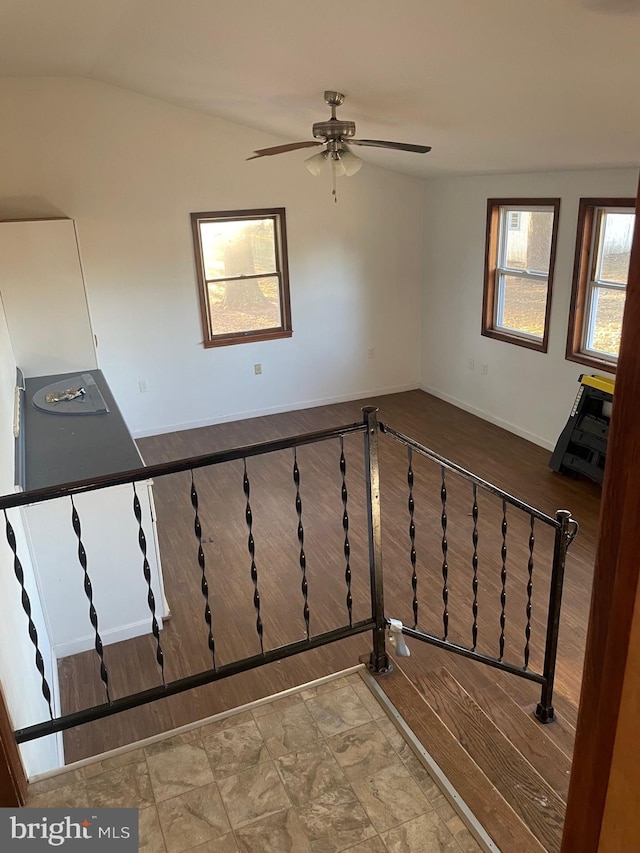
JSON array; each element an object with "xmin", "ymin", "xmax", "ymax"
[{"xmin": 26, "ymin": 671, "xmax": 483, "ymax": 853}]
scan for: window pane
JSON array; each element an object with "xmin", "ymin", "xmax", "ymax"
[
  {"xmin": 200, "ymin": 219, "xmax": 277, "ymax": 280},
  {"xmin": 597, "ymin": 211, "xmax": 635, "ymax": 284},
  {"xmin": 208, "ymin": 276, "xmax": 282, "ymax": 336},
  {"xmin": 587, "ymin": 287, "xmax": 625, "ymax": 357},
  {"xmin": 497, "ymin": 274, "xmax": 548, "ymax": 338},
  {"xmin": 502, "ymin": 209, "xmax": 554, "ymax": 273}
]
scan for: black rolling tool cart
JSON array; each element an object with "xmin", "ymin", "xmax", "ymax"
[{"xmin": 549, "ymin": 374, "xmax": 615, "ymax": 485}]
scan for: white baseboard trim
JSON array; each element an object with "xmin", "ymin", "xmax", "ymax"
[
  {"xmin": 419, "ymin": 383, "xmax": 555, "ymax": 451},
  {"xmin": 131, "ymin": 383, "xmax": 419, "ymax": 439},
  {"xmin": 53, "ymin": 616, "xmax": 163, "ymax": 659}
]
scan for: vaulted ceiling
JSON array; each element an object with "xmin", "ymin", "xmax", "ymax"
[{"xmin": 1, "ymin": 0, "xmax": 639, "ymax": 177}]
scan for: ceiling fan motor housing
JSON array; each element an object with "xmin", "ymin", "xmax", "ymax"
[{"xmin": 312, "ymin": 120, "xmax": 356, "ymax": 141}]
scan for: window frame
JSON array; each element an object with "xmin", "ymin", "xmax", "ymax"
[
  {"xmin": 566, "ymin": 197, "xmax": 635, "ymax": 375},
  {"xmin": 191, "ymin": 207, "xmax": 293, "ymax": 348},
  {"xmin": 482, "ymin": 198, "xmax": 560, "ymax": 353}
]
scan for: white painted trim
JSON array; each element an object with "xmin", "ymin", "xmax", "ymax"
[
  {"xmin": 52, "ymin": 616, "xmax": 163, "ymax": 658},
  {"xmin": 420, "ymin": 383, "xmax": 554, "ymax": 451},
  {"xmin": 131, "ymin": 383, "xmax": 420, "ymax": 438}
]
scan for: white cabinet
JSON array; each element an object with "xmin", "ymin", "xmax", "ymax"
[
  {"xmin": 2, "ymin": 220, "xmax": 169, "ymax": 662},
  {"xmin": 0, "ymin": 218, "xmax": 96, "ymax": 377},
  {"xmin": 23, "ymin": 483, "xmax": 168, "ymax": 658}
]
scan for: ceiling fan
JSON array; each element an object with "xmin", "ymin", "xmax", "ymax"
[{"xmin": 247, "ymin": 91, "xmax": 431, "ymax": 200}]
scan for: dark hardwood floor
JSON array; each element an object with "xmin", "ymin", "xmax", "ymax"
[{"xmin": 57, "ymin": 390, "xmax": 600, "ymax": 765}]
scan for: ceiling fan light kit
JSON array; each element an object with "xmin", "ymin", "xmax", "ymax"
[{"xmin": 248, "ymin": 90, "xmax": 431, "ymax": 201}]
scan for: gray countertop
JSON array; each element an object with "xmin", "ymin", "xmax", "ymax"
[{"xmin": 23, "ymin": 369, "xmax": 143, "ymax": 491}]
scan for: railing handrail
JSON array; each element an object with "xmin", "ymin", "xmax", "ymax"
[
  {"xmin": 5, "ymin": 407, "xmax": 575, "ymax": 745},
  {"xmin": 14, "ymin": 618, "xmax": 375, "ymax": 744},
  {"xmin": 380, "ymin": 422, "xmax": 560, "ymax": 528},
  {"xmin": 0, "ymin": 421, "xmax": 366, "ymax": 511}
]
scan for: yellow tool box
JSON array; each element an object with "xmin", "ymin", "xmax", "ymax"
[{"xmin": 549, "ymin": 374, "xmax": 615, "ymax": 484}]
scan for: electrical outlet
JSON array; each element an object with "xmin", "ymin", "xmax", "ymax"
[
  {"xmin": 368, "ymin": 348, "xmax": 376, "ymax": 359},
  {"xmin": 138, "ymin": 379, "xmax": 149, "ymax": 393},
  {"xmin": 481, "ymin": 363, "xmax": 489, "ymax": 375},
  {"xmin": 254, "ymin": 363, "xmax": 262, "ymax": 375},
  {"xmin": 468, "ymin": 358, "xmax": 475, "ymax": 371}
]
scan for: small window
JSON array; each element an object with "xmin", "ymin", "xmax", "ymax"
[
  {"xmin": 566, "ymin": 198, "xmax": 635, "ymax": 373},
  {"xmin": 482, "ymin": 199, "xmax": 560, "ymax": 352},
  {"xmin": 191, "ymin": 208, "xmax": 292, "ymax": 348}
]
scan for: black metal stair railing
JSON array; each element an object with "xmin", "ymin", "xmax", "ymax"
[
  {"xmin": 3, "ymin": 419, "xmax": 375, "ymax": 745},
  {"xmin": 3, "ymin": 509, "xmax": 54, "ymax": 721},
  {"xmin": 70, "ymin": 495, "xmax": 110, "ymax": 704},
  {"xmin": 190, "ymin": 470, "xmax": 217, "ymax": 670},
  {"xmin": 379, "ymin": 420, "xmax": 578, "ymax": 723},
  {"xmin": 1, "ymin": 407, "xmax": 577, "ymax": 745},
  {"xmin": 340, "ymin": 436, "xmax": 354, "ymax": 629},
  {"xmin": 133, "ymin": 482, "xmax": 165, "ymax": 685}
]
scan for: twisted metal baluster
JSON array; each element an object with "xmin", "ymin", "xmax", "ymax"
[
  {"xmin": 133, "ymin": 484, "xmax": 165, "ymax": 683},
  {"xmin": 243, "ymin": 459, "xmax": 264, "ymax": 653},
  {"xmin": 339, "ymin": 437, "xmax": 353, "ymax": 628},
  {"xmin": 471, "ymin": 484, "xmax": 479, "ymax": 651},
  {"xmin": 440, "ymin": 466, "xmax": 449, "ymax": 640},
  {"xmin": 70, "ymin": 496, "xmax": 110, "ymax": 702},
  {"xmin": 407, "ymin": 447, "xmax": 418, "ymax": 628},
  {"xmin": 190, "ymin": 471, "xmax": 216, "ymax": 669},
  {"xmin": 524, "ymin": 514, "xmax": 536, "ymax": 669},
  {"xmin": 499, "ymin": 499, "xmax": 508, "ymax": 661},
  {"xmin": 293, "ymin": 448, "xmax": 310, "ymax": 640},
  {"xmin": 4, "ymin": 509, "xmax": 53, "ymax": 718}
]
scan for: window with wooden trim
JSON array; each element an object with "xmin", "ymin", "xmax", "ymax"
[
  {"xmin": 566, "ymin": 198, "xmax": 635, "ymax": 373},
  {"xmin": 482, "ymin": 199, "xmax": 560, "ymax": 352},
  {"xmin": 191, "ymin": 208, "xmax": 292, "ymax": 348}
]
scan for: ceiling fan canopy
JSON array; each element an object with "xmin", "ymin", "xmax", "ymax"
[{"xmin": 247, "ymin": 90, "xmax": 431, "ymax": 166}]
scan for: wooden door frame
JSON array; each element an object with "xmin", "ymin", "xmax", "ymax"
[
  {"xmin": 561, "ymin": 177, "xmax": 640, "ymax": 850},
  {"xmin": 0, "ymin": 683, "xmax": 27, "ymax": 806}
]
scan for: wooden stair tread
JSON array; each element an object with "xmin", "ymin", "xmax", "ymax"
[
  {"xmin": 522, "ymin": 696, "xmax": 576, "ymax": 759},
  {"xmin": 478, "ymin": 683, "xmax": 572, "ymax": 800},
  {"xmin": 376, "ymin": 664, "xmax": 547, "ymax": 853},
  {"xmin": 553, "ymin": 695, "xmax": 578, "ymax": 730},
  {"xmin": 415, "ymin": 666, "xmax": 565, "ymax": 852}
]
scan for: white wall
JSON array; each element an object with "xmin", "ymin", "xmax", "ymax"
[
  {"xmin": 0, "ymin": 299, "xmax": 60, "ymax": 777},
  {"xmin": 420, "ymin": 169, "xmax": 638, "ymax": 449},
  {"xmin": 0, "ymin": 78, "xmax": 424, "ymax": 437}
]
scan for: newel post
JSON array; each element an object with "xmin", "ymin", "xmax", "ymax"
[
  {"xmin": 362, "ymin": 407, "xmax": 391, "ymax": 673},
  {"xmin": 536, "ymin": 508, "xmax": 575, "ymax": 722}
]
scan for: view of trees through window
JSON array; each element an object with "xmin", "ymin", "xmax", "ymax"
[
  {"xmin": 191, "ymin": 208, "xmax": 292, "ymax": 347},
  {"xmin": 483, "ymin": 199, "xmax": 559, "ymax": 352},
  {"xmin": 586, "ymin": 210, "xmax": 634, "ymax": 358},
  {"xmin": 486, "ymin": 196, "xmax": 634, "ymax": 364},
  {"xmin": 567, "ymin": 201, "xmax": 635, "ymax": 372},
  {"xmin": 589, "ymin": 288, "xmax": 626, "ymax": 356},
  {"xmin": 199, "ymin": 217, "xmax": 282, "ymax": 336},
  {"xmin": 497, "ymin": 209, "xmax": 554, "ymax": 338},
  {"xmin": 500, "ymin": 276, "xmax": 548, "ymax": 338}
]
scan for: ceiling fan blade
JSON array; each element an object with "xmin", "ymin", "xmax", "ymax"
[
  {"xmin": 349, "ymin": 139, "xmax": 432, "ymax": 154},
  {"xmin": 247, "ymin": 141, "xmax": 322, "ymax": 160}
]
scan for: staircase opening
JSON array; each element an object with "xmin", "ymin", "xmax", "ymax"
[{"xmin": 2, "ymin": 398, "xmax": 581, "ymax": 847}]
